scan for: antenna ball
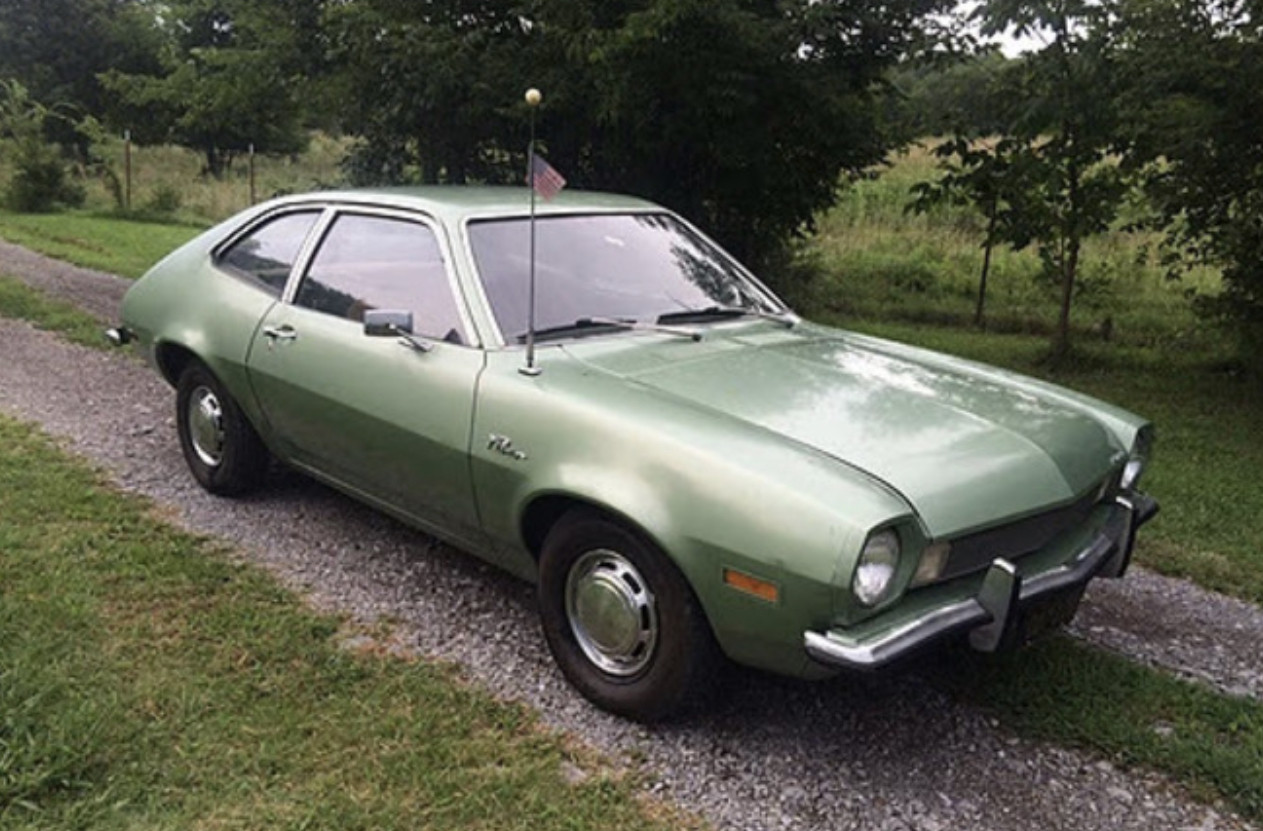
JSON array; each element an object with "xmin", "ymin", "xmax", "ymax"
[{"xmin": 525, "ymin": 88, "xmax": 542, "ymax": 107}]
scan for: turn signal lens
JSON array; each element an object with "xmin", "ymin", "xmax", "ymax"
[
  {"xmin": 723, "ymin": 568, "xmax": 779, "ymax": 603},
  {"xmin": 910, "ymin": 541, "xmax": 952, "ymax": 587},
  {"xmin": 853, "ymin": 529, "xmax": 901, "ymax": 607}
]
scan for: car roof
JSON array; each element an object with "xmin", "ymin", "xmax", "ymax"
[{"xmin": 270, "ymin": 185, "xmax": 661, "ymax": 224}]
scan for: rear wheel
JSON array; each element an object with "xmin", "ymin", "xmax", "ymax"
[
  {"xmin": 538, "ymin": 510, "xmax": 721, "ymax": 721},
  {"xmin": 175, "ymin": 362, "xmax": 268, "ymax": 495}
]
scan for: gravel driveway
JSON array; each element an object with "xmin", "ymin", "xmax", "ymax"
[{"xmin": 1, "ymin": 238, "xmax": 1259, "ymax": 831}]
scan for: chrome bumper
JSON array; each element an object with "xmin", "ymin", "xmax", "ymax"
[{"xmin": 804, "ymin": 492, "xmax": 1159, "ymax": 671}]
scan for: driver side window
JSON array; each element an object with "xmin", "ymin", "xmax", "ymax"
[{"xmin": 295, "ymin": 213, "xmax": 468, "ymax": 345}]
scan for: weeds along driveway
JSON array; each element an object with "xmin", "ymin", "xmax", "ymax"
[{"xmin": 0, "ymin": 240, "xmax": 1258, "ymax": 831}]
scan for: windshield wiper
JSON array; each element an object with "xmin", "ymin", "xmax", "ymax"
[
  {"xmin": 515, "ymin": 316, "xmax": 701, "ymax": 344},
  {"xmin": 656, "ymin": 305, "xmax": 797, "ymax": 328}
]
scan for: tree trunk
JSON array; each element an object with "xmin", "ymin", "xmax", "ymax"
[
  {"xmin": 1054, "ymin": 233, "xmax": 1080, "ymax": 360},
  {"xmin": 976, "ymin": 195, "xmax": 997, "ymax": 328},
  {"xmin": 204, "ymin": 147, "xmax": 225, "ymax": 180}
]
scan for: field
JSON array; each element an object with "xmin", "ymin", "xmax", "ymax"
[
  {"xmin": 2, "ymin": 141, "xmax": 1263, "ymax": 824},
  {"xmin": 796, "ymin": 144, "xmax": 1224, "ymax": 350}
]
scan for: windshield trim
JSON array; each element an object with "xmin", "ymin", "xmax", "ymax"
[{"xmin": 459, "ymin": 208, "xmax": 791, "ymax": 349}]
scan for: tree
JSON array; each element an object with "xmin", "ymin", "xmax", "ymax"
[
  {"xmin": 972, "ymin": 0, "xmax": 1130, "ymax": 359},
  {"xmin": 883, "ymin": 51, "xmax": 1017, "ymax": 142},
  {"xmin": 329, "ymin": 0, "xmax": 957, "ymax": 269},
  {"xmin": 100, "ymin": 0, "xmax": 315, "ymax": 178},
  {"xmin": 0, "ymin": 0, "xmax": 163, "ymax": 151},
  {"xmin": 1115, "ymin": 0, "xmax": 1263, "ymax": 366},
  {"xmin": 910, "ymin": 136, "xmax": 1026, "ymax": 327},
  {"xmin": 0, "ymin": 80, "xmax": 87, "ymax": 211}
]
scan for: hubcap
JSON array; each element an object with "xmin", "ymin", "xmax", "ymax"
[
  {"xmin": 187, "ymin": 386, "xmax": 225, "ymax": 467},
  {"xmin": 565, "ymin": 549, "xmax": 658, "ymax": 677}
]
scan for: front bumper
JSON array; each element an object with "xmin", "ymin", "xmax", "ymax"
[{"xmin": 803, "ymin": 492, "xmax": 1159, "ymax": 670}]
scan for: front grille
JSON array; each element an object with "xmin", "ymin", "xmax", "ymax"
[{"xmin": 940, "ymin": 486, "xmax": 1103, "ymax": 581}]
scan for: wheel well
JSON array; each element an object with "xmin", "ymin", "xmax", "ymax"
[
  {"xmin": 154, "ymin": 343, "xmax": 200, "ymax": 387},
  {"xmin": 521, "ymin": 495, "xmax": 652, "ymax": 561},
  {"xmin": 521, "ymin": 495, "xmax": 585, "ymax": 560}
]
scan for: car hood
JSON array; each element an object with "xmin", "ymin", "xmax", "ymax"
[{"xmin": 564, "ymin": 326, "xmax": 1124, "ymax": 537}]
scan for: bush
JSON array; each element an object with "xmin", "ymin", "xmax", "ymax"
[
  {"xmin": 144, "ymin": 183, "xmax": 183, "ymax": 215},
  {"xmin": 5, "ymin": 140, "xmax": 84, "ymax": 212}
]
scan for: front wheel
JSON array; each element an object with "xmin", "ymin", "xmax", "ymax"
[
  {"xmin": 538, "ymin": 510, "xmax": 721, "ymax": 721},
  {"xmin": 175, "ymin": 362, "xmax": 268, "ymax": 495}
]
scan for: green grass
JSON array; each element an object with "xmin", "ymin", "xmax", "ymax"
[
  {"xmin": 3, "ymin": 413, "xmax": 1263, "ymax": 826},
  {"xmin": 0, "ymin": 210, "xmax": 201, "ymax": 279},
  {"xmin": 0, "ymin": 275, "xmax": 110, "ymax": 348},
  {"xmin": 0, "ymin": 132, "xmax": 351, "ymax": 227},
  {"xmin": 0, "ymin": 415, "xmax": 688, "ymax": 831},
  {"xmin": 805, "ymin": 143, "xmax": 1222, "ymax": 351},
  {"xmin": 938, "ymin": 636, "xmax": 1263, "ymax": 821}
]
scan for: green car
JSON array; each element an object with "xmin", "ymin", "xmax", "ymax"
[{"xmin": 110, "ymin": 187, "xmax": 1158, "ymax": 721}]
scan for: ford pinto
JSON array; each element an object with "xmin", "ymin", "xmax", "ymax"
[{"xmin": 109, "ymin": 187, "xmax": 1158, "ymax": 720}]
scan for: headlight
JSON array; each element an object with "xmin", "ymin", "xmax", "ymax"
[
  {"xmin": 1120, "ymin": 427, "xmax": 1154, "ymax": 491},
  {"xmin": 853, "ymin": 529, "xmax": 901, "ymax": 607}
]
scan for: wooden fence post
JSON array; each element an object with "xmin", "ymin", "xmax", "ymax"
[{"xmin": 124, "ymin": 129, "xmax": 132, "ymax": 212}]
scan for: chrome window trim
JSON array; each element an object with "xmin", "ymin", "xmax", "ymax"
[
  {"xmin": 211, "ymin": 205, "xmax": 327, "ymax": 298},
  {"xmin": 282, "ymin": 207, "xmax": 336, "ymax": 303},
  {"xmin": 288, "ymin": 204, "xmax": 482, "ymax": 349}
]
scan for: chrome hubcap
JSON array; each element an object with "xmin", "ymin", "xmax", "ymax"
[
  {"xmin": 565, "ymin": 549, "xmax": 658, "ymax": 677},
  {"xmin": 187, "ymin": 386, "xmax": 225, "ymax": 467}
]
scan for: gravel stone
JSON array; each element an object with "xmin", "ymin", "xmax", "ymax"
[
  {"xmin": 1072, "ymin": 571, "xmax": 1263, "ymax": 700},
  {"xmin": 2, "ymin": 242, "xmax": 1261, "ymax": 830}
]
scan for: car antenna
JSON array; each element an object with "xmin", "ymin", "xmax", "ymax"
[{"xmin": 521, "ymin": 87, "xmax": 544, "ymax": 377}]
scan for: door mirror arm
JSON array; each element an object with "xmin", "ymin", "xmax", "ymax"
[{"xmin": 364, "ymin": 309, "xmax": 434, "ymax": 352}]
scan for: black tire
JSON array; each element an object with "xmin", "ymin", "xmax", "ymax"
[
  {"xmin": 175, "ymin": 361, "xmax": 268, "ymax": 496},
  {"xmin": 538, "ymin": 509, "xmax": 722, "ymax": 722}
]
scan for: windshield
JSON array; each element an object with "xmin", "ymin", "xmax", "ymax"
[{"xmin": 466, "ymin": 213, "xmax": 783, "ymax": 341}]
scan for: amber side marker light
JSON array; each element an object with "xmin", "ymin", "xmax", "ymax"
[{"xmin": 723, "ymin": 568, "xmax": 780, "ymax": 603}]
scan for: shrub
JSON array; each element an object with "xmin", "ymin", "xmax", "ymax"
[
  {"xmin": 5, "ymin": 140, "xmax": 84, "ymax": 212},
  {"xmin": 144, "ymin": 183, "xmax": 183, "ymax": 216},
  {"xmin": 0, "ymin": 80, "xmax": 85, "ymax": 213}
]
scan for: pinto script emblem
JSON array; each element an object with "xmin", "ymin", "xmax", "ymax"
[{"xmin": 487, "ymin": 433, "xmax": 528, "ymax": 461}]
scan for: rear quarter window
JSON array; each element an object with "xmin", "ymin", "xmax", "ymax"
[{"xmin": 217, "ymin": 210, "xmax": 321, "ymax": 294}]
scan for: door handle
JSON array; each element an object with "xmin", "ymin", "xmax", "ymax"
[{"xmin": 262, "ymin": 325, "xmax": 298, "ymax": 342}]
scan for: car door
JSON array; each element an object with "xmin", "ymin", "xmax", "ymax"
[{"xmin": 246, "ymin": 208, "xmax": 485, "ymax": 544}]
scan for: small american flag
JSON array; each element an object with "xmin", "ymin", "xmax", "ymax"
[{"xmin": 528, "ymin": 152, "xmax": 567, "ymax": 201}]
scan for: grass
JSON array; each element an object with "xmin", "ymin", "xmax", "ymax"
[
  {"xmin": 0, "ymin": 275, "xmax": 110, "ymax": 348},
  {"xmin": 805, "ymin": 143, "xmax": 1223, "ymax": 351},
  {"xmin": 0, "ymin": 210, "xmax": 200, "ymax": 279},
  {"xmin": 2, "ymin": 411, "xmax": 1263, "ymax": 825},
  {"xmin": 938, "ymin": 636, "xmax": 1263, "ymax": 821},
  {"xmin": 0, "ymin": 130, "xmax": 349, "ymax": 280},
  {"xmin": 0, "ymin": 414, "xmax": 686, "ymax": 831},
  {"xmin": 95, "ymin": 131, "xmax": 351, "ymax": 223}
]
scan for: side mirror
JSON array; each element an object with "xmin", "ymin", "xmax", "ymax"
[
  {"xmin": 363, "ymin": 308, "xmax": 434, "ymax": 353},
  {"xmin": 364, "ymin": 309, "xmax": 413, "ymax": 337}
]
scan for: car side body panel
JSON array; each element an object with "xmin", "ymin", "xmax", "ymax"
[
  {"xmin": 123, "ymin": 229, "xmax": 278, "ymax": 436},
  {"xmin": 245, "ymin": 303, "xmax": 488, "ymax": 548},
  {"xmin": 469, "ymin": 348, "xmax": 919, "ymax": 675}
]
